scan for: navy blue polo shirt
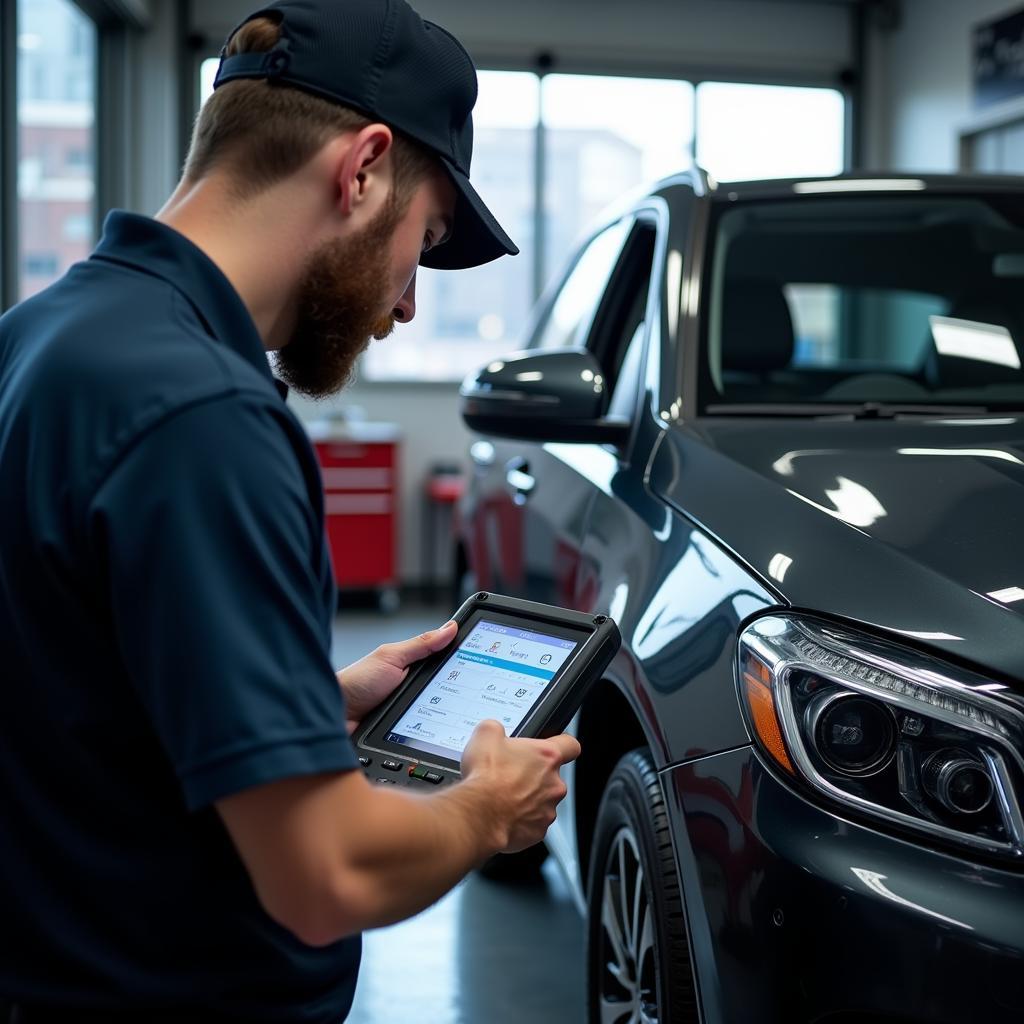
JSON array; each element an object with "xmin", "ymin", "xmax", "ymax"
[{"xmin": 0, "ymin": 212, "xmax": 362, "ymax": 1021}]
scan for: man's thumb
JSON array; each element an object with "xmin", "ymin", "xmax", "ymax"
[{"xmin": 417, "ymin": 619, "xmax": 458, "ymax": 653}]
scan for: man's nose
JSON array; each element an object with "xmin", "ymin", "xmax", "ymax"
[{"xmin": 393, "ymin": 273, "xmax": 417, "ymax": 324}]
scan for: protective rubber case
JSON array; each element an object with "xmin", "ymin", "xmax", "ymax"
[{"xmin": 352, "ymin": 592, "xmax": 621, "ymax": 788}]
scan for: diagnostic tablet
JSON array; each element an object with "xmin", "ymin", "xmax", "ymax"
[{"xmin": 352, "ymin": 592, "xmax": 620, "ymax": 788}]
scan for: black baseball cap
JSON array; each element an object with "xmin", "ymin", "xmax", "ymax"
[{"xmin": 213, "ymin": 0, "xmax": 518, "ymax": 270}]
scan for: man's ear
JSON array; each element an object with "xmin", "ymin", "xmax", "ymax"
[{"xmin": 336, "ymin": 124, "xmax": 394, "ymax": 218}]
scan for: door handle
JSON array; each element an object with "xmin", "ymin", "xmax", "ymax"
[{"xmin": 505, "ymin": 458, "xmax": 535, "ymax": 502}]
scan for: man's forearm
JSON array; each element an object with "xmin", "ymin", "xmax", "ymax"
[
  {"xmin": 334, "ymin": 776, "xmax": 506, "ymax": 931},
  {"xmin": 218, "ymin": 726, "xmax": 573, "ymax": 948},
  {"xmin": 218, "ymin": 768, "xmax": 504, "ymax": 947}
]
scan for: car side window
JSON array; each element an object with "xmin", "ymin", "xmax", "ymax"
[
  {"xmin": 587, "ymin": 221, "xmax": 659, "ymax": 419},
  {"xmin": 533, "ymin": 219, "xmax": 633, "ymax": 351}
]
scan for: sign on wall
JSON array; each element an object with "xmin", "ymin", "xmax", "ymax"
[{"xmin": 975, "ymin": 6, "xmax": 1024, "ymax": 108}]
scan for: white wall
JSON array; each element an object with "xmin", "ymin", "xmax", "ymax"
[{"xmin": 864, "ymin": 0, "xmax": 1020, "ymax": 171}]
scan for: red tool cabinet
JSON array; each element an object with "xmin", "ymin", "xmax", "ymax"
[{"xmin": 309, "ymin": 422, "xmax": 401, "ymax": 604}]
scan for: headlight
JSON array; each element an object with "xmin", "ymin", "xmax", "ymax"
[{"xmin": 738, "ymin": 614, "xmax": 1024, "ymax": 862}]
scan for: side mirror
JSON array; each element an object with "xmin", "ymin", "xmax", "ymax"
[{"xmin": 460, "ymin": 349, "xmax": 630, "ymax": 445}]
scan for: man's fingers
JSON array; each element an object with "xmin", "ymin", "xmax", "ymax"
[
  {"xmin": 424, "ymin": 620, "xmax": 458, "ymax": 650},
  {"xmin": 407, "ymin": 619, "xmax": 457, "ymax": 656},
  {"xmin": 544, "ymin": 733, "xmax": 582, "ymax": 765},
  {"xmin": 380, "ymin": 620, "xmax": 457, "ymax": 666},
  {"xmin": 473, "ymin": 718, "xmax": 505, "ymax": 738}
]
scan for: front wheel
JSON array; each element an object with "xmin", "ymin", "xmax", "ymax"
[{"xmin": 586, "ymin": 750, "xmax": 698, "ymax": 1024}]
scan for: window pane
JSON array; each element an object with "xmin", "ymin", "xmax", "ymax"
[
  {"xmin": 17, "ymin": 0, "xmax": 97, "ymax": 299},
  {"xmin": 541, "ymin": 75, "xmax": 693, "ymax": 288},
  {"xmin": 696, "ymin": 82, "xmax": 844, "ymax": 183},
  {"xmin": 363, "ymin": 71, "xmax": 538, "ymax": 381}
]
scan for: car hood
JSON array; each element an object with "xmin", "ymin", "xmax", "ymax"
[{"xmin": 649, "ymin": 415, "xmax": 1024, "ymax": 685}]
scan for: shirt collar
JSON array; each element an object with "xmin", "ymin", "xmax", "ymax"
[{"xmin": 91, "ymin": 211, "xmax": 275, "ymax": 386}]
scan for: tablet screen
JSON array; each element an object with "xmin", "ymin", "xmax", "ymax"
[{"xmin": 384, "ymin": 619, "xmax": 579, "ymax": 761}]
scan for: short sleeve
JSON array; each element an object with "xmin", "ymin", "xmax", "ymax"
[{"xmin": 88, "ymin": 393, "xmax": 358, "ymax": 811}]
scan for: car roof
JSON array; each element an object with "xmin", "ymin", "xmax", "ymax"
[
  {"xmin": 564, "ymin": 170, "xmax": 1024, "ymax": 268},
  {"xmin": 649, "ymin": 169, "xmax": 1024, "ymax": 203}
]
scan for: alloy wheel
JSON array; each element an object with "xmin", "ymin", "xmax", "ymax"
[{"xmin": 597, "ymin": 825, "xmax": 658, "ymax": 1024}]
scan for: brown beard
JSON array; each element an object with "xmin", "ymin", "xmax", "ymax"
[{"xmin": 275, "ymin": 200, "xmax": 403, "ymax": 399}]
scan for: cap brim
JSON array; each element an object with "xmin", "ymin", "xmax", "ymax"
[{"xmin": 419, "ymin": 158, "xmax": 519, "ymax": 271}]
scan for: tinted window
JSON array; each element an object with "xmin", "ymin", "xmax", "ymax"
[
  {"xmin": 703, "ymin": 196, "xmax": 1024, "ymax": 411},
  {"xmin": 589, "ymin": 223, "xmax": 657, "ymax": 416},
  {"xmin": 533, "ymin": 219, "xmax": 632, "ymax": 351}
]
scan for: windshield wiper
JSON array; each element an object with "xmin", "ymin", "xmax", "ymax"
[
  {"xmin": 704, "ymin": 402, "xmax": 1005, "ymax": 418},
  {"xmin": 844, "ymin": 402, "xmax": 993, "ymax": 419}
]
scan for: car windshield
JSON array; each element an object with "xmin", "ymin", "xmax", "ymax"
[{"xmin": 701, "ymin": 194, "xmax": 1024, "ymax": 414}]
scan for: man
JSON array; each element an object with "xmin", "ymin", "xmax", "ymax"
[{"xmin": 0, "ymin": 1, "xmax": 579, "ymax": 1021}]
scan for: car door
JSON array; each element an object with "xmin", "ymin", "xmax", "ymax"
[
  {"xmin": 529, "ymin": 203, "xmax": 669, "ymax": 881},
  {"xmin": 466, "ymin": 217, "xmax": 639, "ymax": 607},
  {"xmin": 573, "ymin": 182, "xmax": 783, "ymax": 766}
]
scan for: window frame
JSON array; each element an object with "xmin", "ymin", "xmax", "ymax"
[{"xmin": 590, "ymin": 202, "xmax": 670, "ymax": 460}]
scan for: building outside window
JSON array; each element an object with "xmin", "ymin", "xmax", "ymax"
[
  {"xmin": 17, "ymin": 0, "xmax": 98, "ymax": 300},
  {"xmin": 540, "ymin": 75, "xmax": 693, "ymax": 286}
]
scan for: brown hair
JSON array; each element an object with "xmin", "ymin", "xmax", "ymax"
[{"xmin": 183, "ymin": 15, "xmax": 438, "ymax": 204}]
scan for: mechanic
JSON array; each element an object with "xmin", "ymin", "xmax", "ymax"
[{"xmin": 0, "ymin": 1, "xmax": 580, "ymax": 1021}]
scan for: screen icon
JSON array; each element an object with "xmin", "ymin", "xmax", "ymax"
[{"xmin": 540, "ymin": 653, "xmax": 552, "ymax": 665}]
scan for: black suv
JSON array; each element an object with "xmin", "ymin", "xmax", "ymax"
[{"xmin": 455, "ymin": 171, "xmax": 1024, "ymax": 1024}]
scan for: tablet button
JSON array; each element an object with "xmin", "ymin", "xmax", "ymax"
[
  {"xmin": 375, "ymin": 777, "xmax": 397, "ymax": 785},
  {"xmin": 381, "ymin": 759, "xmax": 402, "ymax": 771},
  {"xmin": 358, "ymin": 756, "xmax": 372, "ymax": 768},
  {"xmin": 423, "ymin": 771, "xmax": 445, "ymax": 785},
  {"xmin": 409, "ymin": 764, "xmax": 430, "ymax": 780}
]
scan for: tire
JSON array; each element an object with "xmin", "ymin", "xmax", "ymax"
[
  {"xmin": 477, "ymin": 841, "xmax": 548, "ymax": 883},
  {"xmin": 586, "ymin": 749, "xmax": 697, "ymax": 1024}
]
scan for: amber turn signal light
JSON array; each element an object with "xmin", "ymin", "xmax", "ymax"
[{"xmin": 740, "ymin": 651, "xmax": 795, "ymax": 775}]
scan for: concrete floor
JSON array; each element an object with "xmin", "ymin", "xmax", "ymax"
[{"xmin": 332, "ymin": 600, "xmax": 586, "ymax": 1024}]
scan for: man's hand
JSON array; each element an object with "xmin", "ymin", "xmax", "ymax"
[
  {"xmin": 337, "ymin": 619, "xmax": 458, "ymax": 731},
  {"xmin": 460, "ymin": 719, "xmax": 581, "ymax": 854}
]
